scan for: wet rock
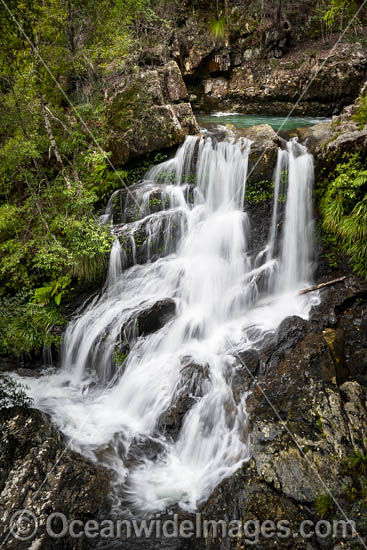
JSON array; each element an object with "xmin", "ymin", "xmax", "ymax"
[
  {"xmin": 231, "ymin": 349, "xmax": 260, "ymax": 402},
  {"xmin": 267, "ymin": 315, "xmax": 309, "ymax": 368},
  {"xmin": 0, "ymin": 407, "xmax": 110, "ymax": 550},
  {"xmin": 235, "ymin": 124, "xmax": 279, "ymax": 182},
  {"xmin": 245, "ymin": 199, "xmax": 274, "ymax": 254},
  {"xmin": 159, "ymin": 362, "xmax": 210, "ymax": 438},
  {"xmin": 136, "ymin": 299, "xmax": 176, "ymax": 336},
  {"xmin": 106, "ymin": 61, "xmax": 199, "ymax": 166},
  {"xmin": 198, "ymin": 285, "xmax": 367, "ymax": 549}
]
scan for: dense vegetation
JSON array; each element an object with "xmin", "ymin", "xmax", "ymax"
[
  {"xmin": 0, "ymin": 0, "xmax": 366, "ymax": 359},
  {"xmin": 320, "ymin": 152, "xmax": 367, "ymax": 279},
  {"xmin": 0, "ymin": 0, "xmax": 166, "ymax": 357}
]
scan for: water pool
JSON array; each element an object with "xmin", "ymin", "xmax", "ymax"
[{"xmin": 196, "ymin": 112, "xmax": 331, "ymax": 132}]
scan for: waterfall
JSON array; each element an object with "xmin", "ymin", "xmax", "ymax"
[
  {"xmin": 20, "ymin": 132, "xmax": 319, "ymax": 515},
  {"xmin": 278, "ymin": 139, "xmax": 315, "ymax": 290},
  {"xmin": 107, "ymin": 238, "xmax": 125, "ymax": 291},
  {"xmin": 266, "ymin": 148, "xmax": 288, "ymax": 262}
]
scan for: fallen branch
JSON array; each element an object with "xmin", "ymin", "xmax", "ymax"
[{"xmin": 298, "ymin": 276, "xmax": 346, "ymax": 295}]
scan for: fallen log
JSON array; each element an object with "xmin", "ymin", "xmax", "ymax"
[{"xmin": 298, "ymin": 276, "xmax": 346, "ymax": 296}]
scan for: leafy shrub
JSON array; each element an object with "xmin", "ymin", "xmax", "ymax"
[
  {"xmin": 245, "ymin": 180, "xmax": 274, "ymax": 203},
  {"xmin": 0, "ymin": 292, "xmax": 65, "ymax": 356}
]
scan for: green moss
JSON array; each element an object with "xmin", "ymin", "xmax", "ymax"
[
  {"xmin": 342, "ymin": 451, "xmax": 367, "ymax": 477},
  {"xmin": 108, "ymin": 81, "xmax": 152, "ymax": 132},
  {"xmin": 314, "ymin": 493, "xmax": 336, "ymax": 519},
  {"xmin": 354, "ymin": 96, "xmax": 367, "ymax": 130},
  {"xmin": 114, "ymin": 348, "xmax": 128, "ymax": 366}
]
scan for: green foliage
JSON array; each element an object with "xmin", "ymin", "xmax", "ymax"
[
  {"xmin": 324, "ymin": 0, "xmax": 356, "ymax": 32},
  {"xmin": 33, "ymin": 276, "xmax": 71, "ymax": 306},
  {"xmin": 314, "ymin": 493, "xmax": 336, "ymax": 519},
  {"xmin": 320, "ymin": 154, "xmax": 367, "ymax": 278},
  {"xmin": 354, "ymin": 96, "xmax": 367, "ymax": 130},
  {"xmin": 208, "ymin": 15, "xmax": 227, "ymax": 40},
  {"xmin": 114, "ymin": 348, "xmax": 127, "ymax": 366},
  {"xmin": 308, "ymin": 0, "xmax": 362, "ymax": 41},
  {"xmin": 342, "ymin": 450, "xmax": 367, "ymax": 477},
  {"xmin": 0, "ymin": 0, "xmax": 168, "ymax": 357},
  {"xmin": 245, "ymin": 180, "xmax": 274, "ymax": 203},
  {"xmin": 0, "ymin": 291, "xmax": 65, "ymax": 356},
  {"xmin": 0, "ymin": 376, "xmax": 32, "ymax": 409}
]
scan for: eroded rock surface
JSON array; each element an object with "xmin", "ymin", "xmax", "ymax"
[
  {"xmin": 0, "ymin": 407, "xmax": 110, "ymax": 550},
  {"xmin": 188, "ymin": 41, "xmax": 367, "ymax": 116},
  {"xmin": 199, "ymin": 276, "xmax": 367, "ymax": 549},
  {"xmin": 106, "ymin": 61, "xmax": 199, "ymax": 166}
]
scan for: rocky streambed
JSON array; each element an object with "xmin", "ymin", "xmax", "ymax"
[
  {"xmin": 1, "ymin": 77, "xmax": 367, "ymax": 550},
  {"xmin": 1, "ymin": 195, "xmax": 366, "ymax": 550}
]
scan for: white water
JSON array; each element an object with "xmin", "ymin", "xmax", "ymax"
[
  {"xmin": 278, "ymin": 139, "xmax": 315, "ymax": 290},
  {"xmin": 266, "ymin": 148, "xmax": 288, "ymax": 263},
  {"xmin": 16, "ymin": 133, "xmax": 319, "ymax": 514}
]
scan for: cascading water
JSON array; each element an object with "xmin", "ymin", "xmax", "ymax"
[
  {"xmin": 266, "ymin": 148, "xmax": 288, "ymax": 263},
  {"xmin": 17, "ymin": 132, "xmax": 319, "ymax": 515},
  {"xmin": 278, "ymin": 139, "xmax": 315, "ymax": 290}
]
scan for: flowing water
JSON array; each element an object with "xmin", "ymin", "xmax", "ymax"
[{"xmin": 17, "ymin": 132, "xmax": 319, "ymax": 515}]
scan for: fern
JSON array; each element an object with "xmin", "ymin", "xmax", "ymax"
[{"xmin": 321, "ymin": 155, "xmax": 367, "ymax": 279}]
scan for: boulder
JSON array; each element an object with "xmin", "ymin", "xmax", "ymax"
[
  {"xmin": 136, "ymin": 298, "xmax": 176, "ymax": 336},
  {"xmin": 159, "ymin": 362, "xmax": 210, "ymax": 438},
  {"xmin": 203, "ymin": 76, "xmax": 229, "ymax": 99},
  {"xmin": 106, "ymin": 61, "xmax": 199, "ymax": 166},
  {"xmin": 236, "ymin": 124, "xmax": 279, "ymax": 182},
  {"xmin": 297, "ymin": 86, "xmax": 367, "ymax": 173},
  {"xmin": 159, "ymin": 60, "xmax": 188, "ymax": 103},
  {"xmin": 0, "ymin": 407, "xmax": 110, "ymax": 550},
  {"xmin": 295, "ymin": 121, "xmax": 334, "ymax": 155}
]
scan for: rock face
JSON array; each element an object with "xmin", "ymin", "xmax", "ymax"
[
  {"xmin": 92, "ymin": 275, "xmax": 367, "ymax": 550},
  {"xmin": 0, "ymin": 407, "xmax": 110, "ymax": 550},
  {"xmin": 187, "ymin": 42, "xmax": 367, "ymax": 115},
  {"xmin": 198, "ymin": 276, "xmax": 367, "ymax": 549},
  {"xmin": 295, "ymin": 82, "xmax": 367, "ymax": 173},
  {"xmin": 106, "ymin": 61, "xmax": 200, "ymax": 165}
]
